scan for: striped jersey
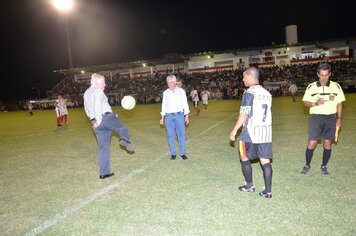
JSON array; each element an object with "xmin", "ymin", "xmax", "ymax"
[{"xmin": 240, "ymin": 85, "xmax": 272, "ymax": 143}]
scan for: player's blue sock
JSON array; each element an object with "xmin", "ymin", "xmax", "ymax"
[
  {"xmin": 241, "ymin": 160, "xmax": 253, "ymax": 187},
  {"xmin": 305, "ymin": 148, "xmax": 314, "ymax": 166},
  {"xmin": 262, "ymin": 163, "xmax": 272, "ymax": 193},
  {"xmin": 322, "ymin": 148, "xmax": 331, "ymax": 166}
]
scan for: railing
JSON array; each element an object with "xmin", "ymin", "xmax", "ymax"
[{"xmin": 51, "ymin": 76, "xmax": 72, "ymax": 98}]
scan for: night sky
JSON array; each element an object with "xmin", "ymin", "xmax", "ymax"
[{"xmin": 1, "ymin": 0, "xmax": 355, "ymax": 101}]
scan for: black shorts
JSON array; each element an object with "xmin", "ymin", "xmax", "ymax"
[
  {"xmin": 308, "ymin": 114, "xmax": 336, "ymax": 141},
  {"xmin": 239, "ymin": 141, "xmax": 273, "ymax": 160}
]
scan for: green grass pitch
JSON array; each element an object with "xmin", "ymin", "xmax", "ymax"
[{"xmin": 1, "ymin": 94, "xmax": 355, "ymax": 235}]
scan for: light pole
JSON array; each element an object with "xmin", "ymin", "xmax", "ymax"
[
  {"xmin": 52, "ymin": 0, "xmax": 74, "ymax": 68},
  {"xmin": 64, "ymin": 16, "xmax": 73, "ymax": 68}
]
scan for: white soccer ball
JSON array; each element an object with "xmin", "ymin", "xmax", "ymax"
[{"xmin": 121, "ymin": 95, "xmax": 136, "ymax": 110}]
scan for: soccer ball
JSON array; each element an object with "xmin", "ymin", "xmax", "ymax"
[{"xmin": 121, "ymin": 95, "xmax": 136, "ymax": 110}]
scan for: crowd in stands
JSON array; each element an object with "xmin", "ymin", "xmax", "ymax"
[
  {"xmin": 4, "ymin": 60, "xmax": 353, "ymax": 112},
  {"xmin": 57, "ymin": 60, "xmax": 354, "ymax": 107}
]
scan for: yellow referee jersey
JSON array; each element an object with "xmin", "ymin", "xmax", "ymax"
[{"xmin": 302, "ymin": 80, "xmax": 346, "ymax": 115}]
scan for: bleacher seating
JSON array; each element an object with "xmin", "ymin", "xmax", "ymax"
[{"xmin": 52, "ymin": 60, "xmax": 355, "ymax": 107}]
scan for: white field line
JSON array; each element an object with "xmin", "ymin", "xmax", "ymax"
[{"xmin": 25, "ymin": 114, "xmax": 235, "ymax": 236}]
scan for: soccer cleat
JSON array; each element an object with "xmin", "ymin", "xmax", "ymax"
[
  {"xmin": 300, "ymin": 165, "xmax": 310, "ymax": 174},
  {"xmin": 170, "ymin": 155, "xmax": 176, "ymax": 160},
  {"xmin": 259, "ymin": 191, "xmax": 272, "ymax": 198},
  {"xmin": 238, "ymin": 185, "xmax": 255, "ymax": 193},
  {"xmin": 181, "ymin": 155, "xmax": 188, "ymax": 160},
  {"xmin": 321, "ymin": 166, "xmax": 329, "ymax": 175}
]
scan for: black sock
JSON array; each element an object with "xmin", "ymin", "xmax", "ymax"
[
  {"xmin": 262, "ymin": 163, "xmax": 273, "ymax": 193},
  {"xmin": 305, "ymin": 148, "xmax": 314, "ymax": 166},
  {"xmin": 322, "ymin": 148, "xmax": 332, "ymax": 166},
  {"xmin": 241, "ymin": 160, "xmax": 253, "ymax": 187}
]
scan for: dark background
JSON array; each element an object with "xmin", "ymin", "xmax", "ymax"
[{"xmin": 1, "ymin": 0, "xmax": 355, "ymax": 101}]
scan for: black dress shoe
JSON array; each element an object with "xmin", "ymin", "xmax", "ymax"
[
  {"xmin": 181, "ymin": 155, "xmax": 188, "ymax": 160},
  {"xmin": 99, "ymin": 173, "xmax": 114, "ymax": 179},
  {"xmin": 170, "ymin": 155, "xmax": 176, "ymax": 160}
]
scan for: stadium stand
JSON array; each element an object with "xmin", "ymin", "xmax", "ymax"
[
  {"xmin": 5, "ymin": 37, "xmax": 355, "ymax": 111},
  {"xmin": 48, "ymin": 60, "xmax": 355, "ymax": 108}
]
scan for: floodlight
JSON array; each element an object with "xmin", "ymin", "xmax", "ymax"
[{"xmin": 52, "ymin": 0, "xmax": 73, "ymax": 12}]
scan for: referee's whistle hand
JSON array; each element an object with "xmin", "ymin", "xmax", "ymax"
[{"xmin": 317, "ymin": 98, "xmax": 325, "ymax": 105}]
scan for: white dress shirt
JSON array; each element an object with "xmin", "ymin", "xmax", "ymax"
[{"xmin": 161, "ymin": 87, "xmax": 190, "ymax": 116}]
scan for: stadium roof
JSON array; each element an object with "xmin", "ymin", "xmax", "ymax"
[
  {"xmin": 53, "ymin": 36, "xmax": 356, "ymax": 76},
  {"xmin": 53, "ymin": 54, "xmax": 190, "ymax": 76}
]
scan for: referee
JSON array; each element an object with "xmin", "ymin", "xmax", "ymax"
[{"xmin": 301, "ymin": 63, "xmax": 346, "ymax": 175}]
